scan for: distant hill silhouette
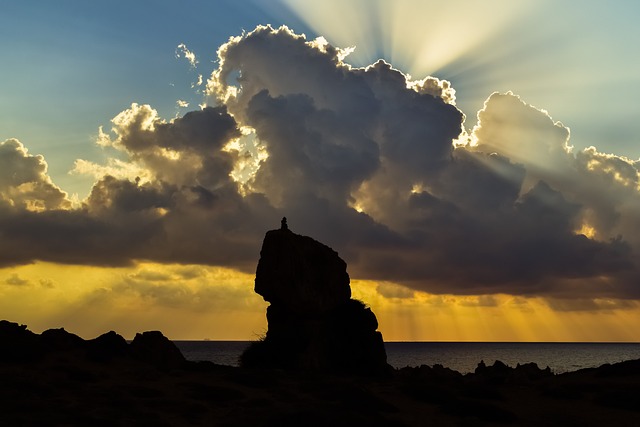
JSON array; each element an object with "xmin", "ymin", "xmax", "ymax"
[{"xmin": 0, "ymin": 319, "xmax": 184, "ymax": 368}]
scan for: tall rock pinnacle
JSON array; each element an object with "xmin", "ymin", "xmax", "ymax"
[{"xmin": 242, "ymin": 220, "xmax": 389, "ymax": 374}]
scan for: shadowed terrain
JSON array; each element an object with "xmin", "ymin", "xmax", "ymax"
[{"xmin": 2, "ymin": 320, "xmax": 640, "ymax": 426}]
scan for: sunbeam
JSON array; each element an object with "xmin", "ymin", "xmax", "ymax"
[
  {"xmin": 275, "ymin": 0, "xmax": 640, "ymax": 155},
  {"xmin": 279, "ymin": 0, "xmax": 536, "ymax": 76}
]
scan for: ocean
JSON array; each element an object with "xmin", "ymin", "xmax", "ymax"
[{"xmin": 174, "ymin": 341, "xmax": 640, "ymax": 374}]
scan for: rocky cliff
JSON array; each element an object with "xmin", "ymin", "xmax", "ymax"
[{"xmin": 242, "ymin": 219, "xmax": 389, "ymax": 374}]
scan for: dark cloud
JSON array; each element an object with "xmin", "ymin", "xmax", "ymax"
[
  {"xmin": 246, "ymin": 89, "xmax": 380, "ymax": 205},
  {"xmin": 2, "ymin": 25, "xmax": 640, "ymax": 308},
  {"xmin": 102, "ymin": 104, "xmax": 240, "ymax": 189},
  {"xmin": 0, "ymin": 106, "xmax": 276, "ymax": 269},
  {"xmin": 356, "ymin": 60, "xmax": 462, "ymax": 177}
]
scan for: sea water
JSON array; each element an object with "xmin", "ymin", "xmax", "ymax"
[{"xmin": 174, "ymin": 341, "xmax": 640, "ymax": 374}]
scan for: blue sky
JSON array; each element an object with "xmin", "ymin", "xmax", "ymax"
[
  {"xmin": 2, "ymin": 1, "xmax": 640, "ymax": 197},
  {"xmin": 0, "ymin": 0, "xmax": 307, "ymax": 195}
]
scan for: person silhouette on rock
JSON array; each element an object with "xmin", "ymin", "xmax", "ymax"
[{"xmin": 281, "ymin": 217, "xmax": 288, "ymax": 230}]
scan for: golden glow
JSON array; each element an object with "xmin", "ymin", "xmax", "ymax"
[
  {"xmin": 154, "ymin": 207, "xmax": 169, "ymax": 217},
  {"xmin": 347, "ymin": 199, "xmax": 366, "ymax": 213},
  {"xmin": 2, "ymin": 263, "xmax": 640, "ymax": 342},
  {"xmin": 224, "ymin": 127, "xmax": 268, "ymax": 190},
  {"xmin": 0, "ymin": 262, "xmax": 267, "ymax": 340},
  {"xmin": 577, "ymin": 223, "xmax": 597, "ymax": 239},
  {"xmin": 410, "ymin": 183, "xmax": 424, "ymax": 194},
  {"xmin": 158, "ymin": 147, "xmax": 181, "ymax": 161},
  {"xmin": 72, "ymin": 158, "xmax": 152, "ymax": 184},
  {"xmin": 351, "ymin": 280, "xmax": 640, "ymax": 342}
]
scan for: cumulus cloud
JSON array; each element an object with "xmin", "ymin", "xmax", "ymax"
[
  {"xmin": 471, "ymin": 92, "xmax": 573, "ymax": 173},
  {"xmin": 72, "ymin": 158, "xmax": 151, "ymax": 182},
  {"xmin": 0, "ymin": 139, "xmax": 70, "ymax": 211},
  {"xmin": 2, "ymin": 25, "xmax": 640, "ymax": 309}
]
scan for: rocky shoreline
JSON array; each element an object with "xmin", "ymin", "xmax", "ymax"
[{"xmin": 2, "ymin": 320, "xmax": 640, "ymax": 426}]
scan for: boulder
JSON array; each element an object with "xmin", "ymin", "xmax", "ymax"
[
  {"xmin": 130, "ymin": 331, "xmax": 185, "ymax": 368},
  {"xmin": 41, "ymin": 328, "xmax": 85, "ymax": 351},
  {"xmin": 87, "ymin": 331, "xmax": 130, "ymax": 362},
  {"xmin": 474, "ymin": 360, "xmax": 553, "ymax": 384}
]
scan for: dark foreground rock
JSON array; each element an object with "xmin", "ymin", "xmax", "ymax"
[
  {"xmin": 2, "ymin": 320, "xmax": 640, "ymax": 426},
  {"xmin": 243, "ymin": 220, "xmax": 389, "ymax": 374},
  {"xmin": 0, "ymin": 319, "xmax": 183, "ymax": 368},
  {"xmin": 130, "ymin": 330, "xmax": 186, "ymax": 368}
]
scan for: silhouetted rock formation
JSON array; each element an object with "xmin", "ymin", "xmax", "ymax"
[
  {"xmin": 243, "ymin": 222, "xmax": 389, "ymax": 374},
  {"xmin": 130, "ymin": 330, "xmax": 185, "ymax": 368},
  {"xmin": 3, "ymin": 319, "xmax": 640, "ymax": 426},
  {"xmin": 473, "ymin": 360, "xmax": 553, "ymax": 384},
  {"xmin": 40, "ymin": 327, "xmax": 85, "ymax": 351},
  {"xmin": 0, "ymin": 320, "xmax": 42, "ymax": 362},
  {"xmin": 0, "ymin": 320, "xmax": 184, "ymax": 368},
  {"xmin": 87, "ymin": 330, "xmax": 130, "ymax": 362}
]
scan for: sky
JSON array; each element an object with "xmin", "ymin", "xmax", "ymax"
[{"xmin": 2, "ymin": 0, "xmax": 640, "ymax": 341}]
